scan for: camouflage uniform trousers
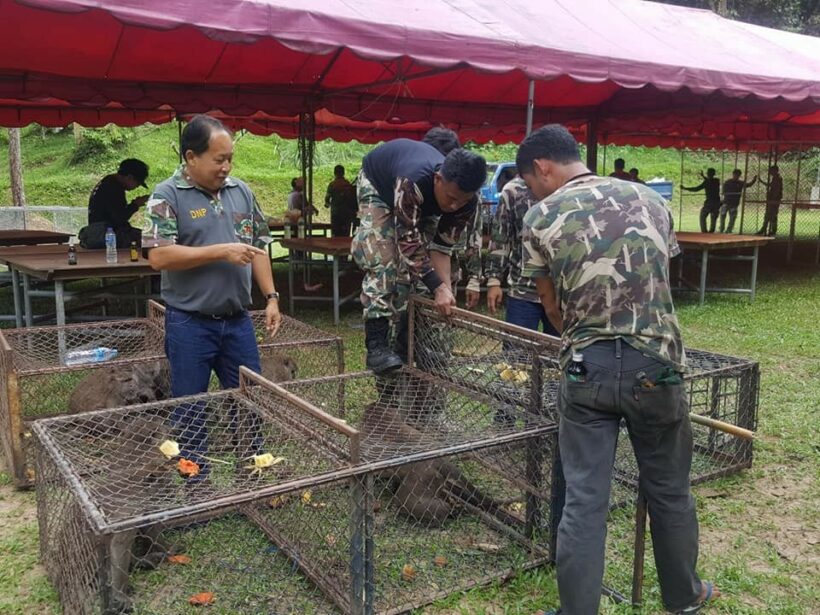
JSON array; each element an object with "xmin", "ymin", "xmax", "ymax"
[{"xmin": 351, "ymin": 171, "xmax": 434, "ymax": 321}]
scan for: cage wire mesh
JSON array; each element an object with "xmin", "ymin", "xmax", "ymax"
[
  {"xmin": 408, "ymin": 298, "xmax": 760, "ymax": 609},
  {"xmin": 0, "ymin": 311, "xmax": 166, "ymax": 487},
  {"xmin": 34, "ymin": 366, "xmax": 559, "ymax": 614},
  {"xmin": 152, "ymin": 301, "xmax": 345, "ymax": 382},
  {"xmin": 1, "ymin": 301, "xmax": 342, "ymax": 488},
  {"xmin": 408, "ymin": 297, "xmax": 562, "ymax": 420}
]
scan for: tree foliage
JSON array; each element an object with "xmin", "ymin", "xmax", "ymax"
[{"xmin": 658, "ymin": 0, "xmax": 820, "ymax": 35}]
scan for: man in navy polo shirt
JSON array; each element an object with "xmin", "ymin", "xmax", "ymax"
[{"xmin": 147, "ymin": 115, "xmax": 281, "ymax": 478}]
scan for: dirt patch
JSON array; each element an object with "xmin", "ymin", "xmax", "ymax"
[{"xmin": 697, "ymin": 466, "xmax": 819, "ymax": 573}]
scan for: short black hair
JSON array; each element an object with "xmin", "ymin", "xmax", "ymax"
[
  {"xmin": 117, "ymin": 159, "xmax": 149, "ymax": 185},
  {"xmin": 629, "ymin": 167, "xmax": 639, "ymax": 175},
  {"xmin": 614, "ymin": 158, "xmax": 626, "ymax": 170},
  {"xmin": 440, "ymin": 149, "xmax": 486, "ymax": 193},
  {"xmin": 515, "ymin": 124, "xmax": 581, "ymax": 176},
  {"xmin": 706, "ymin": 168, "xmax": 716, "ymax": 176},
  {"xmin": 290, "ymin": 177, "xmax": 299, "ymax": 189},
  {"xmin": 732, "ymin": 169, "xmax": 742, "ymax": 176},
  {"xmin": 181, "ymin": 115, "xmax": 230, "ymax": 157},
  {"xmin": 422, "ymin": 127, "xmax": 461, "ymax": 155},
  {"xmin": 334, "ymin": 164, "xmax": 345, "ymax": 176}
]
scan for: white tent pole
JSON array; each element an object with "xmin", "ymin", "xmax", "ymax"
[{"xmin": 525, "ymin": 80, "xmax": 535, "ymax": 136}]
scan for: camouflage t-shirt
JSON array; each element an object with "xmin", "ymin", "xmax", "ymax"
[
  {"xmin": 485, "ymin": 177, "xmax": 539, "ymax": 302},
  {"xmin": 521, "ymin": 175, "xmax": 685, "ymax": 370}
]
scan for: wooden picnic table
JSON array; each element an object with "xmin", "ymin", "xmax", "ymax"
[
  {"xmin": 279, "ymin": 237, "xmax": 357, "ymax": 324},
  {"xmin": 675, "ymin": 232, "xmax": 773, "ymax": 304},
  {"xmin": 0, "ymin": 229, "xmax": 72, "ymax": 247},
  {"xmin": 0, "ymin": 244, "xmax": 157, "ymax": 327}
]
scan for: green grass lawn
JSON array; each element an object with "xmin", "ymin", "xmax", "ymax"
[
  {"xmin": 1, "ymin": 250, "xmax": 818, "ymax": 614},
  {"xmin": 0, "ymin": 126, "xmax": 818, "ymax": 613}
]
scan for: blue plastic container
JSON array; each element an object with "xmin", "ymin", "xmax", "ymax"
[{"xmin": 646, "ymin": 181, "xmax": 674, "ymax": 200}]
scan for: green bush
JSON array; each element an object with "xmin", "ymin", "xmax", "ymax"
[{"xmin": 70, "ymin": 125, "xmax": 135, "ymax": 165}]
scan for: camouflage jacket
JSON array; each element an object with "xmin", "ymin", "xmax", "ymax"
[
  {"xmin": 521, "ymin": 175, "xmax": 685, "ymax": 370},
  {"xmin": 485, "ymin": 177, "xmax": 539, "ymax": 302},
  {"xmin": 393, "ymin": 176, "xmax": 477, "ymax": 292},
  {"xmin": 451, "ymin": 204, "xmax": 484, "ymax": 291},
  {"xmin": 145, "ymin": 165, "xmax": 271, "ymax": 250}
]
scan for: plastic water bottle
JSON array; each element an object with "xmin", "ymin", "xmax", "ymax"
[
  {"xmin": 64, "ymin": 347, "xmax": 119, "ymax": 366},
  {"xmin": 283, "ymin": 220, "xmax": 292, "ymax": 238},
  {"xmin": 105, "ymin": 227, "xmax": 117, "ymax": 264},
  {"xmin": 566, "ymin": 351, "xmax": 587, "ymax": 383},
  {"xmin": 297, "ymin": 218, "xmax": 305, "ymax": 239}
]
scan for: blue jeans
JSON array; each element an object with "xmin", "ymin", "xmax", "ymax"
[
  {"xmin": 505, "ymin": 295, "xmax": 560, "ymax": 337},
  {"xmin": 164, "ymin": 307, "xmax": 262, "ymax": 479}
]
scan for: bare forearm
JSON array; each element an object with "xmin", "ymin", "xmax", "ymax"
[
  {"xmin": 429, "ymin": 250, "xmax": 452, "ymax": 291},
  {"xmin": 251, "ymin": 252, "xmax": 276, "ymax": 295},
  {"xmin": 148, "ymin": 244, "xmax": 227, "ymax": 271},
  {"xmin": 535, "ymin": 277, "xmax": 563, "ymax": 334}
]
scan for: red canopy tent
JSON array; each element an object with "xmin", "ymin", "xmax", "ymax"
[{"xmin": 0, "ymin": 0, "xmax": 819, "ymax": 147}]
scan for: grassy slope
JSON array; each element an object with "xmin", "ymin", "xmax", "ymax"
[
  {"xmin": 0, "ymin": 124, "xmax": 745, "ymax": 232},
  {"xmin": 0, "ymin": 127, "xmax": 818, "ymax": 614}
]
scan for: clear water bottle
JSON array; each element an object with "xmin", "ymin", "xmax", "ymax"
[
  {"xmin": 105, "ymin": 227, "xmax": 117, "ymax": 264},
  {"xmin": 566, "ymin": 351, "xmax": 587, "ymax": 383},
  {"xmin": 283, "ymin": 220, "xmax": 292, "ymax": 238},
  {"xmin": 64, "ymin": 347, "xmax": 119, "ymax": 366},
  {"xmin": 297, "ymin": 218, "xmax": 305, "ymax": 239}
]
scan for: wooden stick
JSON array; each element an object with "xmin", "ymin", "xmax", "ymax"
[{"xmin": 689, "ymin": 413, "xmax": 755, "ymax": 440}]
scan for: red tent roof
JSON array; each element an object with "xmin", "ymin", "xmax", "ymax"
[{"xmin": 1, "ymin": 0, "xmax": 819, "ymax": 146}]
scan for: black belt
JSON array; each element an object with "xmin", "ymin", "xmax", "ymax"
[{"xmin": 174, "ymin": 308, "xmax": 247, "ymax": 320}]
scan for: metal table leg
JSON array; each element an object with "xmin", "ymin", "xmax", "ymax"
[
  {"xmin": 288, "ymin": 249, "xmax": 295, "ymax": 315},
  {"xmin": 698, "ymin": 249, "xmax": 709, "ymax": 305},
  {"xmin": 333, "ymin": 255, "xmax": 340, "ymax": 325},
  {"xmin": 10, "ymin": 267, "xmax": 23, "ymax": 328},
  {"xmin": 55, "ymin": 280, "xmax": 66, "ymax": 327},
  {"xmin": 749, "ymin": 246, "xmax": 760, "ymax": 303},
  {"xmin": 22, "ymin": 273, "xmax": 33, "ymax": 327},
  {"xmin": 55, "ymin": 280, "xmax": 67, "ymax": 358}
]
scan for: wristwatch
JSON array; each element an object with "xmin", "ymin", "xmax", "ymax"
[{"xmin": 265, "ymin": 291, "xmax": 280, "ymax": 302}]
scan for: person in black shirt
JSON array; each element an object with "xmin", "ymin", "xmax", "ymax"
[
  {"xmin": 88, "ymin": 158, "xmax": 150, "ymax": 229},
  {"xmin": 351, "ymin": 139, "xmax": 486, "ymax": 373},
  {"xmin": 720, "ymin": 169, "xmax": 757, "ymax": 233},
  {"xmin": 682, "ymin": 168, "xmax": 721, "ymax": 233}
]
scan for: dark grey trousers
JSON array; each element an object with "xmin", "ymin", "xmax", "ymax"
[{"xmin": 556, "ymin": 339, "xmax": 702, "ymax": 614}]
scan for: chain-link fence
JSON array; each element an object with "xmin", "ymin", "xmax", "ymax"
[
  {"xmin": 2, "ymin": 301, "xmax": 343, "ymax": 488},
  {"xmin": 35, "ymin": 366, "xmax": 558, "ymax": 614},
  {"xmin": 0, "ymin": 205, "xmax": 87, "ymax": 235}
]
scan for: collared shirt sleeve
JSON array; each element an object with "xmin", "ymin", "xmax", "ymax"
[
  {"xmin": 394, "ymin": 177, "xmax": 443, "ymax": 292},
  {"xmin": 485, "ymin": 186, "xmax": 513, "ymax": 286},
  {"xmin": 251, "ymin": 193, "xmax": 273, "ymax": 248},
  {"xmin": 520, "ymin": 206, "xmax": 551, "ymax": 280},
  {"xmin": 145, "ymin": 189, "xmax": 178, "ymax": 242}
]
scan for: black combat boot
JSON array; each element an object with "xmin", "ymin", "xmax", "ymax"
[
  {"xmin": 365, "ymin": 318, "xmax": 403, "ymax": 374},
  {"xmin": 394, "ymin": 312, "xmax": 409, "ymax": 364}
]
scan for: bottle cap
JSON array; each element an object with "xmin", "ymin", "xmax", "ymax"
[{"xmin": 571, "ymin": 351, "xmax": 584, "ymax": 362}]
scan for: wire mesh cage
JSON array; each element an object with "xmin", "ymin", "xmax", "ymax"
[
  {"xmin": 151, "ymin": 301, "xmax": 345, "ymax": 381},
  {"xmin": 2, "ymin": 301, "xmax": 343, "ymax": 488},
  {"xmin": 611, "ymin": 347, "xmax": 759, "ymax": 502},
  {"xmin": 408, "ymin": 296, "xmax": 562, "ymax": 419},
  {"xmin": 0, "ymin": 307, "xmax": 167, "ymax": 488},
  {"xmin": 408, "ymin": 298, "xmax": 759, "ymax": 488},
  {"xmin": 34, "ymin": 367, "xmax": 559, "ymax": 615}
]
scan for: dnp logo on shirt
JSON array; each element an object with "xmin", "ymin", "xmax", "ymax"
[{"xmin": 190, "ymin": 208, "xmax": 207, "ymax": 219}]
